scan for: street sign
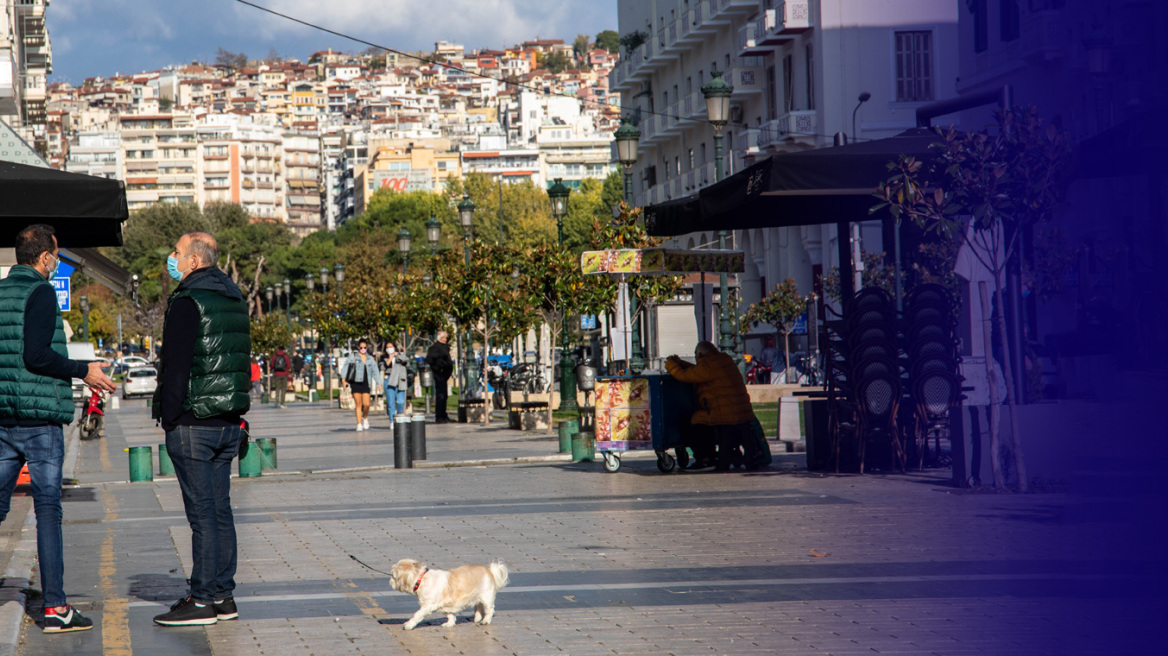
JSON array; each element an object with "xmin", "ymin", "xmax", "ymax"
[
  {"xmin": 51, "ymin": 277, "xmax": 70, "ymax": 312},
  {"xmin": 791, "ymin": 311, "xmax": 808, "ymax": 335},
  {"xmin": 580, "ymin": 314, "xmax": 598, "ymax": 330}
]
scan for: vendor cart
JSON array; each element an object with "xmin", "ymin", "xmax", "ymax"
[
  {"xmin": 594, "ymin": 373, "xmax": 695, "ymax": 472},
  {"xmin": 580, "ymin": 247, "xmax": 744, "ymax": 473}
]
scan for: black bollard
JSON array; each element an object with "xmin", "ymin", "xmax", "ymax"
[
  {"xmin": 393, "ymin": 417, "xmax": 412, "ymax": 469},
  {"xmin": 410, "ymin": 414, "xmax": 427, "ymax": 461}
]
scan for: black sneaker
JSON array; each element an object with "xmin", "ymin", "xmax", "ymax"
[
  {"xmin": 213, "ymin": 597, "xmax": 238, "ymax": 621},
  {"xmin": 43, "ymin": 605, "xmax": 93, "ymax": 633},
  {"xmin": 153, "ymin": 596, "xmax": 217, "ymax": 626}
]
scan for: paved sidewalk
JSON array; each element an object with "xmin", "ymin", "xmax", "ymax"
[{"xmin": 3, "ymin": 398, "xmax": 1160, "ymax": 655}]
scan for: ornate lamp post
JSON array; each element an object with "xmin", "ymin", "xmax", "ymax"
[
  {"xmin": 334, "ymin": 262, "xmax": 345, "ymax": 297},
  {"xmin": 79, "ymin": 295, "xmax": 90, "ymax": 343},
  {"xmin": 457, "ymin": 194, "xmax": 476, "ymax": 403},
  {"xmin": 319, "ymin": 266, "xmax": 332, "ymax": 405},
  {"xmin": 426, "ymin": 214, "xmax": 441, "ymax": 256},
  {"xmin": 702, "ymin": 68, "xmax": 739, "ymax": 363},
  {"xmin": 305, "ymin": 273, "xmax": 318, "ymax": 392},
  {"xmin": 265, "ymin": 285, "xmax": 274, "ymax": 315},
  {"xmin": 283, "ymin": 278, "xmax": 293, "ymax": 336},
  {"xmin": 613, "ymin": 119, "xmax": 640, "ymax": 204},
  {"xmin": 398, "ymin": 227, "xmax": 412, "ymax": 277},
  {"xmin": 547, "ymin": 178, "xmax": 576, "ymax": 411}
]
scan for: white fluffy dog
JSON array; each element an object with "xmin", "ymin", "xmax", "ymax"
[{"xmin": 389, "ymin": 558, "xmax": 509, "ymax": 630}]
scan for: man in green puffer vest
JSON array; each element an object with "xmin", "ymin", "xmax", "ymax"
[
  {"xmin": 0, "ymin": 224, "xmax": 117, "ymax": 634},
  {"xmin": 150, "ymin": 231, "xmax": 252, "ymax": 627}
]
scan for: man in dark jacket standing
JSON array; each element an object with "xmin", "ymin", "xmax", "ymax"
[
  {"xmin": 425, "ymin": 331, "xmax": 453, "ymax": 423},
  {"xmin": 151, "ymin": 231, "xmax": 251, "ymax": 626},
  {"xmin": 270, "ymin": 346, "xmax": 291, "ymax": 408},
  {"xmin": 0, "ymin": 225, "xmax": 116, "ymax": 633}
]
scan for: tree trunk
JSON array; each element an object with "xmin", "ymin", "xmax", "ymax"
[
  {"xmin": 978, "ymin": 282, "xmax": 1006, "ymax": 490},
  {"xmin": 992, "ymin": 280, "xmax": 1028, "ymax": 491},
  {"xmin": 782, "ymin": 328, "xmax": 791, "ymax": 384},
  {"xmin": 546, "ymin": 318, "xmax": 557, "ymax": 434}
]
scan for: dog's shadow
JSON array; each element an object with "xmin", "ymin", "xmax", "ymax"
[{"xmin": 377, "ymin": 617, "xmax": 481, "ymax": 628}]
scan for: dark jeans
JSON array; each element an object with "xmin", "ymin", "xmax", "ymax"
[
  {"xmin": 434, "ymin": 376, "xmax": 450, "ymax": 421},
  {"xmin": 0, "ymin": 425, "xmax": 66, "ymax": 606},
  {"xmin": 166, "ymin": 424, "xmax": 242, "ymax": 603}
]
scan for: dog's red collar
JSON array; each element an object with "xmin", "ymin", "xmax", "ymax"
[{"xmin": 413, "ymin": 568, "xmax": 429, "ymax": 592}]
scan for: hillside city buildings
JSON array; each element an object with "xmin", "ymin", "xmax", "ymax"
[{"xmin": 2, "ymin": 4, "xmax": 623, "ymax": 238}]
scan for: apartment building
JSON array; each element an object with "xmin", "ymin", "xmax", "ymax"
[
  {"xmin": 65, "ymin": 130, "xmax": 122, "ymax": 179},
  {"xmin": 197, "ymin": 119, "xmax": 285, "ymax": 221},
  {"xmin": 120, "ymin": 114, "xmax": 200, "ymax": 210},
  {"xmin": 355, "ymin": 141, "xmax": 461, "ymax": 214},
  {"xmin": 614, "ymin": 0, "xmax": 958, "ymax": 335},
  {"xmin": 283, "ymin": 130, "xmax": 323, "ymax": 236},
  {"xmin": 536, "ymin": 125, "xmax": 617, "ymax": 188},
  {"xmin": 0, "ymin": 0, "xmax": 51, "ymax": 130}
]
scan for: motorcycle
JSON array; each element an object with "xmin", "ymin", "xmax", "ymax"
[
  {"xmin": 745, "ymin": 355, "xmax": 772, "ymax": 385},
  {"xmin": 79, "ymin": 387, "xmax": 105, "ymax": 440}
]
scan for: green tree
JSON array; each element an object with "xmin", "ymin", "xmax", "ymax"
[
  {"xmin": 214, "ymin": 47, "xmax": 248, "ymax": 72},
  {"xmin": 742, "ymin": 278, "xmax": 806, "ymax": 379},
  {"xmin": 874, "ymin": 106, "xmax": 1072, "ymax": 492},
  {"xmin": 445, "ymin": 174, "xmax": 557, "ymax": 247},
  {"xmin": 601, "ymin": 169, "xmax": 624, "ymax": 212},
  {"xmin": 250, "ymin": 314, "xmax": 292, "ymax": 354},
  {"xmin": 595, "ymin": 30, "xmax": 620, "ymax": 54},
  {"xmin": 573, "ymin": 34, "xmax": 591, "ymax": 66},
  {"xmin": 539, "ymin": 51, "xmax": 573, "ymax": 74}
]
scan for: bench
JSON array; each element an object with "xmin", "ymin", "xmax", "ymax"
[
  {"xmin": 508, "ymin": 401, "xmax": 550, "ymax": 430},
  {"xmin": 459, "ymin": 398, "xmax": 486, "ymax": 423}
]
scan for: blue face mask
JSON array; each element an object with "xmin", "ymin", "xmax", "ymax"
[
  {"xmin": 167, "ymin": 254, "xmax": 187, "ymax": 282},
  {"xmin": 46, "ymin": 254, "xmax": 59, "ymax": 279}
]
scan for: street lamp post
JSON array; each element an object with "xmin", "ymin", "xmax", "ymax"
[
  {"xmin": 458, "ymin": 194, "xmax": 476, "ymax": 405},
  {"xmin": 398, "ymin": 227, "xmax": 412, "ymax": 277},
  {"xmin": 319, "ymin": 267, "xmax": 332, "ymax": 406},
  {"xmin": 702, "ymin": 68, "xmax": 739, "ymax": 366},
  {"xmin": 283, "ymin": 278, "xmax": 293, "ymax": 338},
  {"xmin": 547, "ymin": 178, "xmax": 577, "ymax": 411},
  {"xmin": 305, "ymin": 273, "xmax": 318, "ymax": 393},
  {"xmin": 79, "ymin": 295, "xmax": 90, "ymax": 343},
  {"xmin": 426, "ymin": 214, "xmax": 441, "ymax": 256},
  {"xmin": 614, "ymin": 119, "xmax": 640, "ymax": 204},
  {"xmin": 265, "ymin": 285, "xmax": 274, "ymax": 315}
]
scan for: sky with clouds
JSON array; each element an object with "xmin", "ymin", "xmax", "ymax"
[{"xmin": 48, "ymin": 0, "xmax": 619, "ymax": 83}]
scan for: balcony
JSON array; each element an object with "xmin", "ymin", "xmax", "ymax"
[
  {"xmin": 738, "ymin": 20, "xmax": 765, "ymax": 56},
  {"xmin": 758, "ymin": 111, "xmax": 818, "ymax": 150},
  {"xmin": 661, "ymin": 99, "xmax": 684, "ymax": 135},
  {"xmin": 710, "ymin": 0, "xmax": 761, "ymax": 18},
  {"xmin": 1020, "ymin": 10, "xmax": 1065, "ymax": 63},
  {"xmin": 776, "ymin": 0, "xmax": 811, "ymax": 34},
  {"xmin": 735, "ymin": 128, "xmax": 761, "ymax": 158},
  {"xmin": 726, "ymin": 64, "xmax": 765, "ymax": 95},
  {"xmin": 677, "ymin": 7, "xmax": 700, "ymax": 43},
  {"xmin": 682, "ymin": 90, "xmax": 704, "ymax": 119}
]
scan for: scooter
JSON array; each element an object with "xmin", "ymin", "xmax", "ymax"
[
  {"xmin": 745, "ymin": 356, "xmax": 772, "ymax": 385},
  {"xmin": 79, "ymin": 387, "xmax": 105, "ymax": 440}
]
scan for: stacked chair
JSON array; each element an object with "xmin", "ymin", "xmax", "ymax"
[
  {"xmin": 903, "ymin": 284, "xmax": 962, "ymax": 468},
  {"xmin": 824, "ymin": 287, "xmax": 905, "ymax": 473}
]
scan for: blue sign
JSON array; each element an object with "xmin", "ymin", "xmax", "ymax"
[
  {"xmin": 791, "ymin": 311, "xmax": 808, "ymax": 335},
  {"xmin": 51, "ymin": 277, "xmax": 70, "ymax": 312},
  {"xmin": 580, "ymin": 314, "xmax": 598, "ymax": 330}
]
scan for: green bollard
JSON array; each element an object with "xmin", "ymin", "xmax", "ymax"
[
  {"xmin": 256, "ymin": 437, "xmax": 277, "ymax": 471},
  {"xmin": 158, "ymin": 444, "xmax": 175, "ymax": 476},
  {"xmin": 127, "ymin": 446, "xmax": 153, "ymax": 482},
  {"xmin": 558, "ymin": 420, "xmax": 578, "ymax": 454},
  {"xmin": 571, "ymin": 430, "xmax": 595, "ymax": 463},
  {"xmin": 238, "ymin": 439, "xmax": 262, "ymax": 477}
]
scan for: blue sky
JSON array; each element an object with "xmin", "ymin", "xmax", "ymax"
[{"xmin": 48, "ymin": 0, "xmax": 619, "ymax": 83}]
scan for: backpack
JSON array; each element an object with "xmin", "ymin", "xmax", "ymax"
[{"xmin": 273, "ymin": 355, "xmax": 287, "ymax": 372}]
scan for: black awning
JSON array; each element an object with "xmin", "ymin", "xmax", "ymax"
[
  {"xmin": 0, "ymin": 160, "xmax": 129, "ymax": 247},
  {"xmin": 646, "ymin": 129, "xmax": 945, "ymax": 236}
]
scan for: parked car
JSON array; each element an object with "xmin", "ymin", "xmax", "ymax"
[
  {"xmin": 122, "ymin": 366, "xmax": 158, "ymax": 399},
  {"xmin": 113, "ymin": 355, "xmax": 150, "ymax": 376}
]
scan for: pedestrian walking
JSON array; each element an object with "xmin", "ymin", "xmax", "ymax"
[
  {"xmin": 151, "ymin": 231, "xmax": 251, "ymax": 626},
  {"xmin": 341, "ymin": 339, "xmax": 378, "ymax": 431},
  {"xmin": 291, "ymin": 349, "xmax": 305, "ymax": 390},
  {"xmin": 0, "ymin": 224, "xmax": 117, "ymax": 633},
  {"xmin": 381, "ymin": 341, "xmax": 409, "ymax": 424},
  {"xmin": 270, "ymin": 346, "xmax": 291, "ymax": 408},
  {"xmin": 249, "ymin": 358, "xmax": 262, "ymax": 400},
  {"xmin": 426, "ymin": 331, "xmax": 453, "ymax": 423}
]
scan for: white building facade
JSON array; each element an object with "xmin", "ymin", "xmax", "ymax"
[{"xmin": 613, "ymin": 0, "xmax": 959, "ymax": 357}]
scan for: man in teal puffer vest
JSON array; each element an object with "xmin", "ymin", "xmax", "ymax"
[
  {"xmin": 0, "ymin": 224, "xmax": 117, "ymax": 634},
  {"xmin": 150, "ymin": 231, "xmax": 251, "ymax": 627}
]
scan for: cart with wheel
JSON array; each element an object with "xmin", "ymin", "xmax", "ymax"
[{"xmin": 594, "ymin": 374, "xmax": 695, "ymax": 473}]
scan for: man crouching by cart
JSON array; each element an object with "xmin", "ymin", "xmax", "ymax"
[{"xmin": 665, "ymin": 341, "xmax": 758, "ymax": 471}]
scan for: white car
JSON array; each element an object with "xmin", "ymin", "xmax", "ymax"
[{"xmin": 122, "ymin": 366, "xmax": 158, "ymax": 399}]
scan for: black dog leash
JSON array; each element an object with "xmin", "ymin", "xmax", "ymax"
[{"xmin": 349, "ymin": 554, "xmax": 393, "ymax": 577}]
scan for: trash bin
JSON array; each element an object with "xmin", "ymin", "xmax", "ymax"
[
  {"xmin": 571, "ymin": 430, "xmax": 595, "ymax": 463},
  {"xmin": 127, "ymin": 446, "xmax": 153, "ymax": 482},
  {"xmin": 158, "ymin": 444, "xmax": 174, "ymax": 476},
  {"xmin": 256, "ymin": 437, "xmax": 277, "ymax": 471},
  {"xmin": 558, "ymin": 420, "xmax": 578, "ymax": 454},
  {"xmin": 238, "ymin": 439, "xmax": 262, "ymax": 477}
]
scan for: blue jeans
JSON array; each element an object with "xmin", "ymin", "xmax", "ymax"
[
  {"xmin": 166, "ymin": 424, "xmax": 241, "ymax": 603},
  {"xmin": 384, "ymin": 386, "xmax": 406, "ymax": 423},
  {"xmin": 0, "ymin": 425, "xmax": 66, "ymax": 606}
]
